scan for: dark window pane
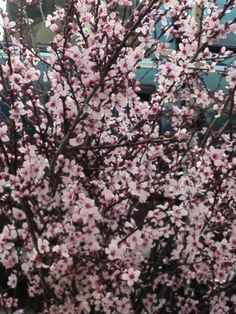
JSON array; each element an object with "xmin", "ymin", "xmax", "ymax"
[{"xmin": 117, "ymin": 0, "xmax": 140, "ymax": 21}]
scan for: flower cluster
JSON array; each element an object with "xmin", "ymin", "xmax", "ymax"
[{"xmin": 0, "ymin": 0, "xmax": 235, "ymax": 313}]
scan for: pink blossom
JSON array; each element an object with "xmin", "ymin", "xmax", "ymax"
[
  {"xmin": 105, "ymin": 238, "xmax": 126, "ymax": 260},
  {"xmin": 0, "ymin": 1, "xmax": 235, "ymax": 312},
  {"xmin": 37, "ymin": 239, "xmax": 50, "ymax": 254},
  {"xmin": 226, "ymin": 64, "xmax": 236, "ymax": 89},
  {"xmin": 0, "ymin": 125, "xmax": 9, "ymax": 142},
  {"xmin": 121, "ymin": 268, "xmax": 141, "ymax": 287},
  {"xmin": 9, "ymin": 102, "xmax": 26, "ymax": 122},
  {"xmin": 3, "ymin": 17, "xmax": 16, "ymax": 29},
  {"xmin": 7, "ymin": 274, "xmax": 17, "ymax": 289}
]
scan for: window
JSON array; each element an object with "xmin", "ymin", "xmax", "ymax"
[
  {"xmin": 201, "ymin": 0, "xmax": 236, "ymax": 51},
  {"xmin": 0, "ymin": 0, "xmax": 6, "ymax": 41},
  {"xmin": 117, "ymin": 0, "xmax": 140, "ymax": 21},
  {"xmin": 1, "ymin": 1, "xmax": 235, "ymax": 50},
  {"xmin": 4, "ymin": 0, "xmax": 65, "ymax": 45},
  {"xmin": 212, "ymin": 0, "xmax": 236, "ymax": 51}
]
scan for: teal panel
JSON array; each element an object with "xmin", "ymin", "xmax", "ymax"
[
  {"xmin": 136, "ymin": 60, "xmax": 157, "ymax": 87},
  {"xmin": 201, "ymin": 67, "xmax": 227, "ymax": 91},
  {"xmin": 152, "ymin": 5, "xmax": 177, "ymax": 50},
  {"xmin": 208, "ymin": 0, "xmax": 236, "ymax": 50}
]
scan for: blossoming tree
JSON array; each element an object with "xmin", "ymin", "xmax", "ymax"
[{"xmin": 0, "ymin": 0, "xmax": 236, "ymax": 313}]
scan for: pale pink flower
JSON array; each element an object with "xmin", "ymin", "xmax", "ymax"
[
  {"xmin": 226, "ymin": 65, "xmax": 236, "ymax": 89},
  {"xmin": 0, "ymin": 125, "xmax": 9, "ymax": 142},
  {"xmin": 128, "ymin": 181, "xmax": 149, "ymax": 202},
  {"xmin": 52, "ymin": 245, "xmax": 70, "ymax": 258},
  {"xmin": 7, "ymin": 274, "xmax": 17, "ymax": 289},
  {"xmin": 105, "ymin": 238, "xmax": 126, "ymax": 260},
  {"xmin": 3, "ymin": 17, "xmax": 16, "ymax": 29},
  {"xmin": 9, "ymin": 102, "xmax": 26, "ymax": 122},
  {"xmin": 38, "ymin": 239, "xmax": 50, "ymax": 254},
  {"xmin": 12, "ymin": 208, "xmax": 25, "ymax": 221},
  {"xmin": 121, "ymin": 268, "xmax": 141, "ymax": 286}
]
